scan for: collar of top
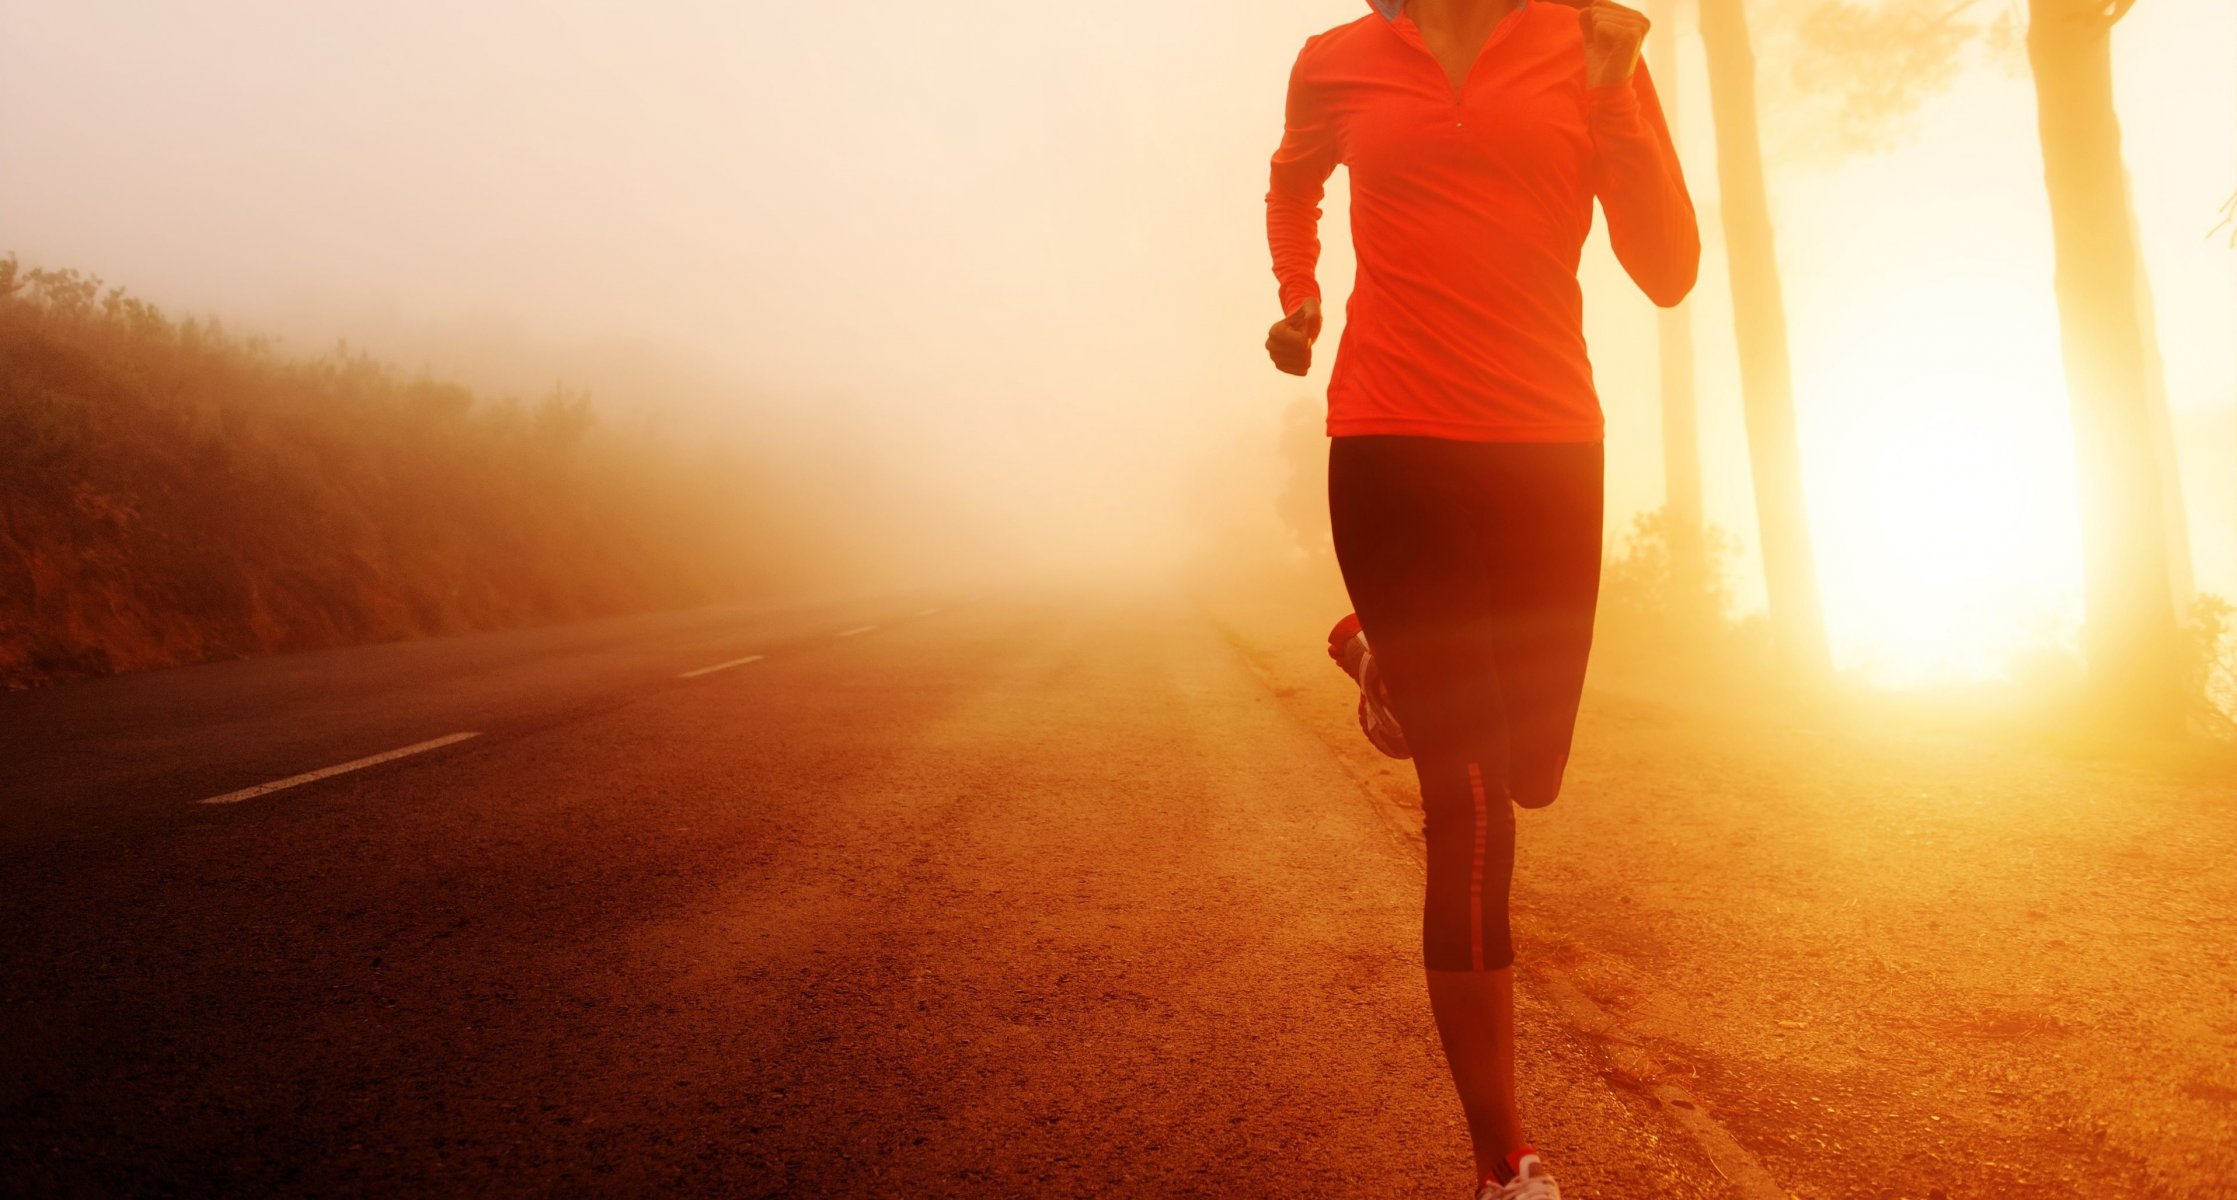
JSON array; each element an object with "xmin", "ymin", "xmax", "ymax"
[{"xmin": 1369, "ymin": 0, "xmax": 1533, "ymax": 18}]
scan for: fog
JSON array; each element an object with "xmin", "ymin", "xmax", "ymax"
[{"xmin": 3, "ymin": 0, "xmax": 2230, "ymax": 680}]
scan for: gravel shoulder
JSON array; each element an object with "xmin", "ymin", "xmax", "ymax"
[{"xmin": 1210, "ymin": 588, "xmax": 2237, "ymax": 1200}]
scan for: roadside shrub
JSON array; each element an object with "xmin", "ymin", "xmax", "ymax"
[
  {"xmin": 1596, "ymin": 506, "xmax": 1765, "ymax": 675},
  {"xmin": 0, "ymin": 256, "xmax": 848, "ymax": 688},
  {"xmin": 2180, "ymin": 593, "xmax": 2237, "ymax": 739}
]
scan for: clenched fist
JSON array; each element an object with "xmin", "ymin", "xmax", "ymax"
[
  {"xmin": 1549, "ymin": 0, "xmax": 1649, "ymax": 88},
  {"xmin": 1265, "ymin": 297, "xmax": 1321, "ymax": 377}
]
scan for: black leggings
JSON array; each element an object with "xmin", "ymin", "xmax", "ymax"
[{"xmin": 1328, "ymin": 436, "xmax": 1603, "ymax": 972}]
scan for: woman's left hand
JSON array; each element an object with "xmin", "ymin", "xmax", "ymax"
[{"xmin": 1553, "ymin": 0, "xmax": 1650, "ymax": 88}]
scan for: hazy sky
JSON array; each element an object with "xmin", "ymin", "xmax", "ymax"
[{"xmin": 3, "ymin": 0, "xmax": 2231, "ymax": 680}]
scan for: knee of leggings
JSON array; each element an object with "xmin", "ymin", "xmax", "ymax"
[
  {"xmin": 1512, "ymin": 780, "xmax": 1559, "ymax": 810},
  {"xmin": 1419, "ymin": 760, "xmax": 1516, "ymax": 972},
  {"xmin": 1509, "ymin": 752, "xmax": 1571, "ymax": 810}
]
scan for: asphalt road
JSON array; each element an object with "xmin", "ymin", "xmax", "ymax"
[{"xmin": 0, "ymin": 596, "xmax": 1729, "ymax": 1197}]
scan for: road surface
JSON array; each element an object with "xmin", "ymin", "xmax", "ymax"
[{"xmin": 0, "ymin": 596, "xmax": 1729, "ymax": 1197}]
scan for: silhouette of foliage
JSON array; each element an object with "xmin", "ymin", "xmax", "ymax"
[
  {"xmin": 1598, "ymin": 506, "xmax": 1771, "ymax": 674},
  {"xmin": 1771, "ymin": 0, "xmax": 1991, "ymax": 157},
  {"xmin": 0, "ymin": 256, "xmax": 848, "ymax": 688},
  {"xmin": 2179, "ymin": 594, "xmax": 2237, "ymax": 738}
]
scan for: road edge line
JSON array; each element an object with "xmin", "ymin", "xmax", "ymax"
[{"xmin": 1525, "ymin": 969, "xmax": 1788, "ymax": 1198}]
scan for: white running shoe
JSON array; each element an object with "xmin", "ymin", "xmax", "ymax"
[
  {"xmin": 1474, "ymin": 1152, "xmax": 1560, "ymax": 1200},
  {"xmin": 1326, "ymin": 614, "xmax": 1410, "ymax": 759}
]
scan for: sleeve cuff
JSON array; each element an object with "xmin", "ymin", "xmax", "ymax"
[{"xmin": 1279, "ymin": 282, "xmax": 1321, "ymax": 315}]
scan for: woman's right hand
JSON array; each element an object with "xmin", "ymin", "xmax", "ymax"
[{"xmin": 1265, "ymin": 298, "xmax": 1322, "ymax": 376}]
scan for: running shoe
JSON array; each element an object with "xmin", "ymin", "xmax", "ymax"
[
  {"xmin": 1327, "ymin": 613, "xmax": 1410, "ymax": 759},
  {"xmin": 1474, "ymin": 1150, "xmax": 1560, "ymax": 1200}
]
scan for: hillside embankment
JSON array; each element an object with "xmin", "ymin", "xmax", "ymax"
[{"xmin": 0, "ymin": 259, "xmax": 875, "ymax": 690}]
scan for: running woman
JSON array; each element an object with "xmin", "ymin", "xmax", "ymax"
[{"xmin": 1264, "ymin": 1, "xmax": 1697, "ymax": 1196}]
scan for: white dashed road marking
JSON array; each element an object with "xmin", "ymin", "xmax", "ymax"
[
  {"xmin": 837, "ymin": 625, "xmax": 877, "ymax": 637},
  {"xmin": 678, "ymin": 654, "xmax": 765, "ymax": 679},
  {"xmin": 197, "ymin": 732, "xmax": 482, "ymax": 806}
]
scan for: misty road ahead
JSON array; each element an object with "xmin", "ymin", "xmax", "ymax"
[
  {"xmin": 0, "ymin": 597, "xmax": 1727, "ymax": 1198},
  {"xmin": 3, "ymin": 596, "xmax": 2232, "ymax": 1198}
]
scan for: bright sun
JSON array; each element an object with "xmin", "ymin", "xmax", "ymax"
[{"xmin": 1801, "ymin": 301, "xmax": 2087, "ymax": 687}]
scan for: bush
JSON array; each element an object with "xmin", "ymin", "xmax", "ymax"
[
  {"xmin": 0, "ymin": 256, "xmax": 846, "ymax": 688},
  {"xmin": 2180, "ymin": 593, "xmax": 2237, "ymax": 739},
  {"xmin": 1595, "ymin": 506, "xmax": 1765, "ymax": 675}
]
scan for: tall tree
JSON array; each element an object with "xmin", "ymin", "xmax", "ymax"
[
  {"xmin": 2130, "ymin": 200, "xmax": 2194, "ymax": 605},
  {"xmin": 2026, "ymin": 0, "xmax": 2186, "ymax": 725},
  {"xmin": 1646, "ymin": 0, "xmax": 1706, "ymax": 600},
  {"xmin": 1695, "ymin": 0, "xmax": 1832, "ymax": 677}
]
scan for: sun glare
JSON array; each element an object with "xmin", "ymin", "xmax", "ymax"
[{"xmin": 1805, "ymin": 310, "xmax": 2086, "ymax": 687}]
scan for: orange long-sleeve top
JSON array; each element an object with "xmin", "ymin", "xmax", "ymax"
[{"xmin": 1268, "ymin": 0, "xmax": 1700, "ymax": 442}]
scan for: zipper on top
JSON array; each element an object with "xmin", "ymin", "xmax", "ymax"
[{"xmin": 1388, "ymin": 0, "xmax": 1532, "ymax": 110}]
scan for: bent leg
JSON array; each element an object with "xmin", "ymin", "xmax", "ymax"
[{"xmin": 1476, "ymin": 443, "xmax": 1604, "ymax": 809}]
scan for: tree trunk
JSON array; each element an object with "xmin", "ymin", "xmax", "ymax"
[
  {"xmin": 1695, "ymin": 0, "xmax": 1831, "ymax": 677},
  {"xmin": 2127, "ymin": 200, "xmax": 2194, "ymax": 603},
  {"xmin": 1647, "ymin": 0, "xmax": 1706, "ymax": 598},
  {"xmin": 2026, "ymin": 0, "xmax": 2186, "ymax": 726}
]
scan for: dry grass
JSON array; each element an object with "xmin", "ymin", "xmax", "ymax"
[{"xmin": 0, "ymin": 258, "xmax": 860, "ymax": 689}]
